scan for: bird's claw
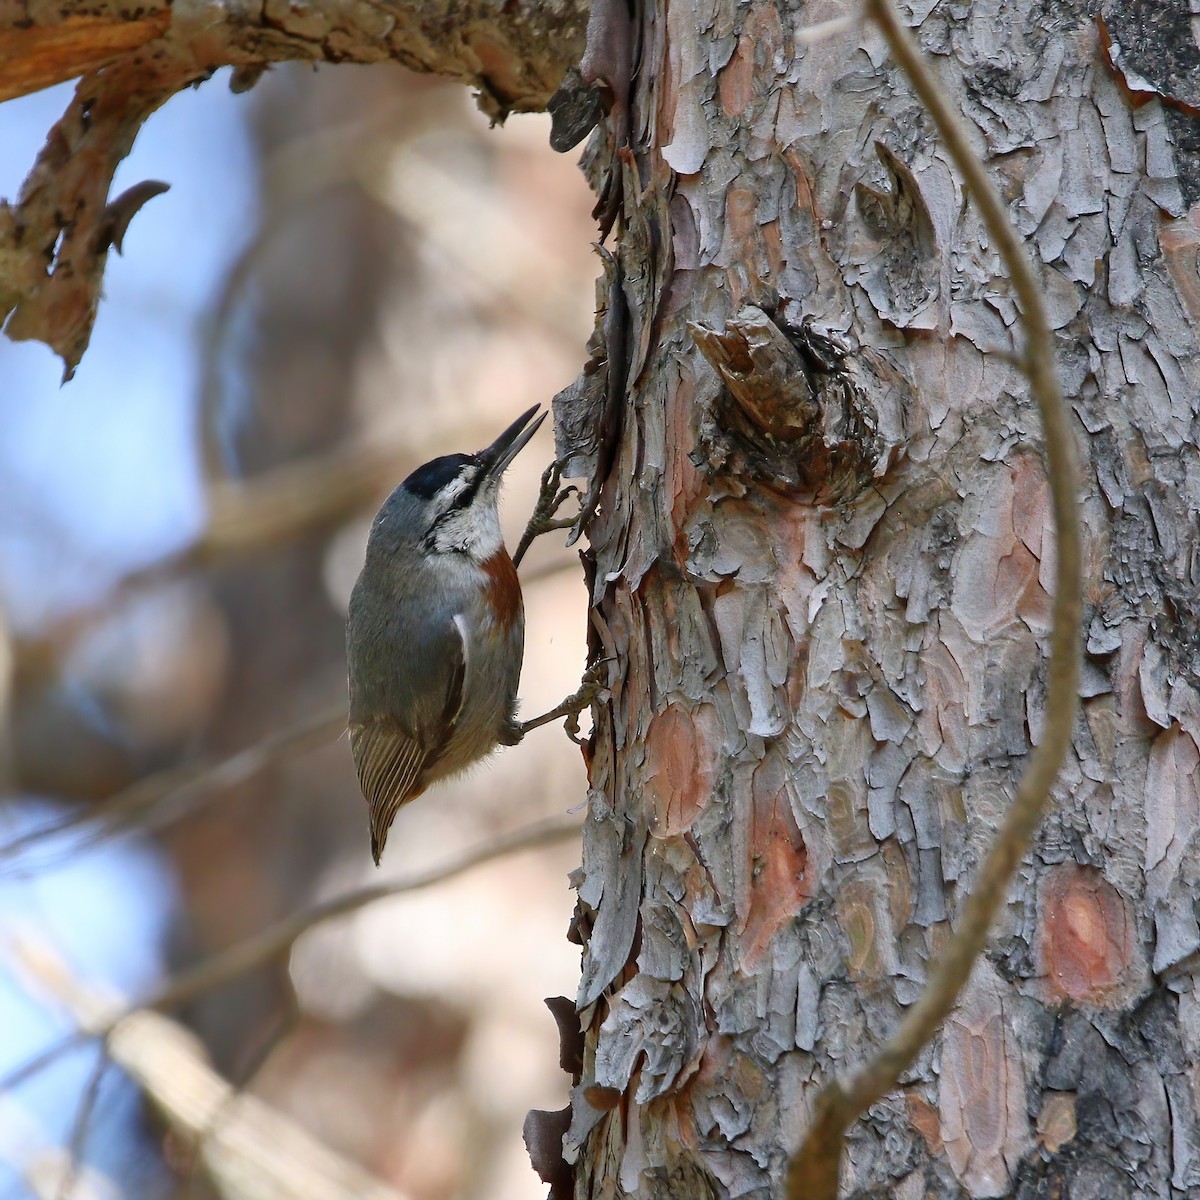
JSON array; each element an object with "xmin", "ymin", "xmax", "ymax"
[
  {"xmin": 562, "ymin": 660, "xmax": 610, "ymax": 744},
  {"xmin": 514, "ymin": 459, "xmax": 581, "ymax": 567},
  {"xmin": 518, "ymin": 659, "xmax": 611, "ymax": 743}
]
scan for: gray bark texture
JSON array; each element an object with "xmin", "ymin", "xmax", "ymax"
[{"xmin": 547, "ymin": 0, "xmax": 1200, "ymax": 1196}]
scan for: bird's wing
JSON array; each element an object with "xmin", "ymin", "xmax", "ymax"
[
  {"xmin": 350, "ymin": 615, "xmax": 468, "ymax": 864},
  {"xmin": 350, "ymin": 719, "xmax": 427, "ymax": 864}
]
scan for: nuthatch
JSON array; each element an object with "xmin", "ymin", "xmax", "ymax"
[{"xmin": 347, "ymin": 405, "xmax": 575, "ymax": 865}]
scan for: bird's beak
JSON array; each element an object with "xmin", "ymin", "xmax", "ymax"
[{"xmin": 478, "ymin": 404, "xmax": 547, "ymax": 482}]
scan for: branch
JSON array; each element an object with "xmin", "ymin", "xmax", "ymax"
[
  {"xmin": 0, "ymin": 1097, "xmax": 121, "ymax": 1200},
  {"xmin": 786, "ymin": 0, "xmax": 1083, "ymax": 1194},
  {"xmin": 0, "ymin": 706, "xmax": 346, "ymax": 875},
  {"xmin": 55, "ymin": 1050, "xmax": 110, "ymax": 1200},
  {"xmin": 181, "ymin": 992, "xmax": 302, "ymax": 1198},
  {"xmin": 0, "ymin": 813, "xmax": 582, "ymax": 1094},
  {"xmin": 0, "ymin": 0, "xmax": 587, "ymax": 375},
  {"xmin": 0, "ymin": 51, "xmax": 187, "ymax": 378},
  {"xmin": 12, "ymin": 435, "xmax": 415, "ymax": 690},
  {"xmin": 9, "ymin": 937, "xmax": 412, "ymax": 1200}
]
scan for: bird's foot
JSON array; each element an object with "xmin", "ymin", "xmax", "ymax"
[
  {"xmin": 513, "ymin": 459, "xmax": 581, "ymax": 567},
  {"xmin": 516, "ymin": 661, "xmax": 610, "ymax": 745}
]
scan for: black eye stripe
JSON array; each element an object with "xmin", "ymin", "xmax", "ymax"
[{"xmin": 451, "ymin": 470, "xmax": 484, "ymax": 512}]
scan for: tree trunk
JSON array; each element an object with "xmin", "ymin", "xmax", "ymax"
[{"xmin": 556, "ymin": 0, "xmax": 1200, "ymax": 1196}]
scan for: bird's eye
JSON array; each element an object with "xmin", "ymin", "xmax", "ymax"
[{"xmin": 445, "ymin": 471, "xmax": 482, "ymax": 513}]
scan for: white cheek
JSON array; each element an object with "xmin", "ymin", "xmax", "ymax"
[
  {"xmin": 437, "ymin": 501, "xmax": 503, "ymax": 559},
  {"xmin": 471, "ymin": 506, "xmax": 503, "ymax": 558}
]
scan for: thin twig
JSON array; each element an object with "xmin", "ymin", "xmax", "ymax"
[
  {"xmin": 7, "ymin": 942, "xmax": 412, "ymax": 1200},
  {"xmin": 54, "ymin": 1049, "xmax": 110, "ymax": 1200},
  {"xmin": 0, "ymin": 1093, "xmax": 122, "ymax": 1200},
  {"xmin": 60, "ymin": 1051, "xmax": 109, "ymax": 1197},
  {"xmin": 0, "ymin": 706, "xmax": 347, "ymax": 874},
  {"xmin": 786, "ymin": 0, "xmax": 1082, "ymax": 1194},
  {"xmin": 0, "ymin": 813, "xmax": 582, "ymax": 1093}
]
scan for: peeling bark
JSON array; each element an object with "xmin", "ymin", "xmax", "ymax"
[{"xmin": 550, "ymin": 0, "xmax": 1200, "ymax": 1196}]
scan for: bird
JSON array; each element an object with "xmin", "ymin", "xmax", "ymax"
[{"xmin": 346, "ymin": 405, "xmax": 546, "ymax": 865}]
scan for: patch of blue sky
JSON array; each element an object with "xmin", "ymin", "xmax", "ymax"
[
  {"xmin": 0, "ymin": 797, "xmax": 180, "ymax": 1198},
  {"xmin": 0, "ymin": 71, "xmax": 258, "ymax": 629}
]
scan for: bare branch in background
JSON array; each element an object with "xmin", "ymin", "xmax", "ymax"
[
  {"xmin": 0, "ymin": 706, "xmax": 346, "ymax": 874},
  {"xmin": 0, "ymin": 1092, "xmax": 121, "ymax": 1200},
  {"xmin": 10, "ymin": 937, "xmax": 411, "ymax": 1200},
  {"xmin": 181, "ymin": 993, "xmax": 302, "ymax": 1200},
  {"xmin": 0, "ymin": 0, "xmax": 587, "ymax": 374},
  {"xmin": 55, "ymin": 1051, "xmax": 110, "ymax": 1200},
  {"xmin": 13, "ymin": 428, "xmax": 577, "ymax": 692},
  {"xmin": 786, "ymin": 1, "xmax": 1083, "ymax": 1195},
  {"xmin": 0, "ymin": 813, "xmax": 582, "ymax": 1095}
]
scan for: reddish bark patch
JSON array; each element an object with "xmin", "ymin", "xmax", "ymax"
[
  {"xmin": 721, "ymin": 188, "xmax": 759, "ymax": 288},
  {"xmin": 717, "ymin": 28, "xmax": 755, "ymax": 118},
  {"xmin": 784, "ymin": 149, "xmax": 820, "ymax": 231},
  {"xmin": 716, "ymin": 4, "xmax": 783, "ymax": 119},
  {"xmin": 1039, "ymin": 865, "xmax": 1134, "ymax": 1004},
  {"xmin": 1160, "ymin": 210, "xmax": 1200, "ymax": 330},
  {"xmin": 481, "ymin": 550, "xmax": 522, "ymax": 629},
  {"xmin": 666, "ymin": 372, "xmax": 707, "ymax": 549},
  {"xmin": 906, "ymin": 1093, "xmax": 944, "ymax": 1156},
  {"xmin": 740, "ymin": 763, "xmax": 811, "ymax": 966},
  {"xmin": 644, "ymin": 703, "xmax": 719, "ymax": 836},
  {"xmin": 1036, "ymin": 1091, "xmax": 1078, "ymax": 1153},
  {"xmin": 761, "ymin": 218, "xmax": 784, "ymax": 285}
]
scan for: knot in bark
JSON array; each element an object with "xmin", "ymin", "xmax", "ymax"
[{"xmin": 690, "ymin": 304, "xmax": 910, "ymax": 504}]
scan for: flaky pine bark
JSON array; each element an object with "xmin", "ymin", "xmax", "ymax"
[{"xmin": 546, "ymin": 0, "xmax": 1200, "ymax": 1197}]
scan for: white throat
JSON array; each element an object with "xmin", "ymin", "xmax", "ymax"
[{"xmin": 431, "ymin": 496, "xmax": 504, "ymax": 560}]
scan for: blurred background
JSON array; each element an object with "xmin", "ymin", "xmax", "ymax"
[{"xmin": 0, "ymin": 60, "xmax": 598, "ymax": 1200}]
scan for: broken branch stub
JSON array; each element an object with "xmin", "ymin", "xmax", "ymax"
[
  {"xmin": 0, "ymin": 0, "xmax": 590, "ymax": 376},
  {"xmin": 0, "ymin": 55, "xmax": 190, "ymax": 379},
  {"xmin": 690, "ymin": 304, "xmax": 908, "ymax": 503}
]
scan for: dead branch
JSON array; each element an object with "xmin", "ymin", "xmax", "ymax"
[
  {"xmin": 785, "ymin": 0, "xmax": 1083, "ymax": 1194},
  {"xmin": 10, "ymin": 937, "xmax": 411, "ymax": 1200},
  {"xmin": 0, "ymin": 705, "xmax": 346, "ymax": 874},
  {"xmin": 0, "ymin": 0, "xmax": 586, "ymax": 374},
  {"xmin": 55, "ymin": 1051, "xmax": 110, "ymax": 1200},
  {"xmin": 0, "ymin": 813, "xmax": 582, "ymax": 1095},
  {"xmin": 0, "ymin": 1092, "xmax": 120, "ymax": 1200},
  {"xmin": 182, "ymin": 993, "xmax": 302, "ymax": 1200}
]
